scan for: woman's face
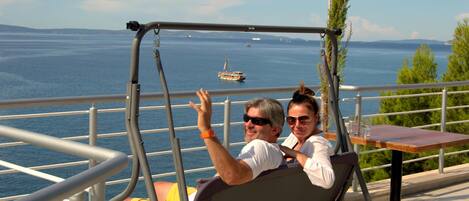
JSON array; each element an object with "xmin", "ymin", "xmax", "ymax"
[{"xmin": 287, "ymin": 103, "xmax": 319, "ymax": 142}]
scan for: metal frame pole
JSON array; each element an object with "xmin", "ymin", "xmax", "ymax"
[
  {"xmin": 125, "ymin": 82, "xmax": 158, "ymax": 201},
  {"xmin": 439, "ymin": 88, "xmax": 448, "ymax": 174},
  {"xmin": 223, "ymin": 98, "xmax": 232, "ymax": 149},
  {"xmin": 89, "ymin": 105, "xmax": 105, "ymax": 201},
  {"xmin": 352, "ymin": 93, "xmax": 362, "ymax": 192},
  {"xmin": 320, "ymin": 32, "xmax": 370, "ymax": 201},
  {"xmin": 154, "ymin": 49, "xmax": 189, "ymax": 201}
]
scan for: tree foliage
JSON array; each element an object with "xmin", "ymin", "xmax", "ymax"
[
  {"xmin": 366, "ymin": 20, "xmax": 469, "ymax": 182},
  {"xmin": 379, "ymin": 44, "xmax": 439, "ymax": 127},
  {"xmin": 364, "ymin": 44, "xmax": 440, "ymax": 181},
  {"xmin": 326, "ymin": 0, "xmax": 351, "ymax": 79},
  {"xmin": 320, "ymin": 0, "xmax": 350, "ymax": 131},
  {"xmin": 439, "ymin": 19, "xmax": 469, "ymax": 134}
]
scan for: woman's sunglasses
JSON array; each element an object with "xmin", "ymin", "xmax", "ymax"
[
  {"xmin": 243, "ymin": 114, "xmax": 272, "ymax": 126},
  {"xmin": 286, "ymin": 115, "xmax": 312, "ymax": 125}
]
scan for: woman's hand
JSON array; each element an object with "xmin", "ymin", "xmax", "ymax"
[
  {"xmin": 189, "ymin": 89, "xmax": 212, "ymax": 133},
  {"xmin": 279, "ymin": 145, "xmax": 298, "ymax": 158},
  {"xmin": 279, "ymin": 145, "xmax": 308, "ymax": 167},
  {"xmin": 196, "ymin": 177, "xmax": 211, "ymax": 188}
]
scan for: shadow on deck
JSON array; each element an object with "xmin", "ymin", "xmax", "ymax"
[{"xmin": 345, "ymin": 163, "xmax": 469, "ymax": 201}]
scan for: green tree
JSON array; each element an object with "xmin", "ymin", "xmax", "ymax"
[
  {"xmin": 379, "ymin": 44, "xmax": 438, "ymax": 127},
  {"xmin": 320, "ymin": 0, "xmax": 351, "ymax": 131},
  {"xmin": 364, "ymin": 44, "xmax": 439, "ymax": 181},
  {"xmin": 427, "ymin": 19, "xmax": 469, "ymax": 172},
  {"xmin": 361, "ymin": 20, "xmax": 469, "ymax": 183},
  {"xmin": 439, "ymin": 19, "xmax": 469, "ymax": 134}
]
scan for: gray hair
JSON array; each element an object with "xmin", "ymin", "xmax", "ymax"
[{"xmin": 245, "ymin": 98, "xmax": 285, "ymax": 136}]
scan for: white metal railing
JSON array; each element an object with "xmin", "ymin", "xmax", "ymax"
[
  {"xmin": 0, "ymin": 81, "xmax": 468, "ymax": 200},
  {"xmin": 0, "ymin": 126, "xmax": 128, "ymax": 201}
]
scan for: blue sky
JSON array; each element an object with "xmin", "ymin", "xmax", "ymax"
[{"xmin": 1, "ymin": 0, "xmax": 468, "ymax": 41}]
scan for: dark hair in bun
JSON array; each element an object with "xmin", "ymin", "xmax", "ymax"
[{"xmin": 287, "ymin": 81, "xmax": 320, "ymax": 123}]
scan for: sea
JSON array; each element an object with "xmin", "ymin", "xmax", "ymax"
[{"xmin": 0, "ymin": 31, "xmax": 452, "ymax": 198}]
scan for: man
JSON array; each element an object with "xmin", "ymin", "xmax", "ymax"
[{"xmin": 144, "ymin": 89, "xmax": 285, "ymax": 201}]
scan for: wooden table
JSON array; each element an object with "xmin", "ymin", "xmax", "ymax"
[{"xmin": 325, "ymin": 125, "xmax": 469, "ymax": 201}]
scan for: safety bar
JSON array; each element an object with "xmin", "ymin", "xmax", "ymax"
[
  {"xmin": 126, "ymin": 21, "xmax": 342, "ymax": 34},
  {"xmin": 0, "ymin": 125, "xmax": 128, "ymax": 201}
]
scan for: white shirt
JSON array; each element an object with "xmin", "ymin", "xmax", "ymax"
[
  {"xmin": 188, "ymin": 139, "xmax": 283, "ymax": 201},
  {"xmin": 281, "ymin": 133, "xmax": 335, "ymax": 189},
  {"xmin": 237, "ymin": 139, "xmax": 284, "ymax": 179}
]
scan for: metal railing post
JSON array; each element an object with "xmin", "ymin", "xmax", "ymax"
[
  {"xmin": 352, "ymin": 93, "xmax": 362, "ymax": 192},
  {"xmin": 89, "ymin": 104, "xmax": 105, "ymax": 201},
  {"xmin": 69, "ymin": 192, "xmax": 86, "ymax": 201},
  {"xmin": 439, "ymin": 88, "xmax": 448, "ymax": 174},
  {"xmin": 223, "ymin": 98, "xmax": 231, "ymax": 149}
]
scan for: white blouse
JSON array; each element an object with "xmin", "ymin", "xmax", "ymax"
[{"xmin": 281, "ymin": 133, "xmax": 335, "ymax": 189}]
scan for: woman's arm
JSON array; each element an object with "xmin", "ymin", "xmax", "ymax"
[
  {"xmin": 280, "ymin": 138, "xmax": 335, "ymax": 189},
  {"xmin": 301, "ymin": 139, "xmax": 335, "ymax": 189}
]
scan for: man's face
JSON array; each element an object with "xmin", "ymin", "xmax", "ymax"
[{"xmin": 243, "ymin": 107, "xmax": 279, "ymax": 143}]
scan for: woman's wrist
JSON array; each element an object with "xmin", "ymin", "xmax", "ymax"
[{"xmin": 288, "ymin": 150, "xmax": 298, "ymax": 158}]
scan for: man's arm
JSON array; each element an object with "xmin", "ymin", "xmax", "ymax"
[
  {"xmin": 204, "ymin": 137, "xmax": 253, "ymax": 185},
  {"xmin": 189, "ymin": 89, "xmax": 253, "ymax": 185}
]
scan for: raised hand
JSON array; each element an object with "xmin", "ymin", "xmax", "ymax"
[{"xmin": 189, "ymin": 89, "xmax": 212, "ymax": 133}]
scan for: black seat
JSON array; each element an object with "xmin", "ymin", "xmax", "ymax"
[{"xmin": 194, "ymin": 152, "xmax": 358, "ymax": 201}]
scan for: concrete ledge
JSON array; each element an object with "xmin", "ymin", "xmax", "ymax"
[{"xmin": 344, "ymin": 163, "xmax": 469, "ymax": 201}]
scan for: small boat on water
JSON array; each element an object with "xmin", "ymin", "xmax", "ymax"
[{"xmin": 218, "ymin": 57, "xmax": 246, "ymax": 81}]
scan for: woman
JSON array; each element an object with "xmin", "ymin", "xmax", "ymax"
[{"xmin": 280, "ymin": 83, "xmax": 335, "ymax": 189}]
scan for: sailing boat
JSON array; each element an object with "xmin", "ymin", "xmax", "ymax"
[{"xmin": 217, "ymin": 57, "xmax": 246, "ymax": 81}]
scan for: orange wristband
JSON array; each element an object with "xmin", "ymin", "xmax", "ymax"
[{"xmin": 200, "ymin": 129, "xmax": 215, "ymax": 139}]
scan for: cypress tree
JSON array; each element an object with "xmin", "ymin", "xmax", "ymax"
[{"xmin": 320, "ymin": 0, "xmax": 351, "ymax": 131}]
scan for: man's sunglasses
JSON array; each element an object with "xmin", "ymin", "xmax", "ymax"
[
  {"xmin": 286, "ymin": 115, "xmax": 312, "ymax": 125},
  {"xmin": 243, "ymin": 114, "xmax": 272, "ymax": 126}
]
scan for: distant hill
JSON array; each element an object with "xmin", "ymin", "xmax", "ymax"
[
  {"xmin": 0, "ymin": 24, "xmax": 291, "ymax": 41},
  {"xmin": 0, "ymin": 24, "xmax": 128, "ymax": 35},
  {"xmin": 374, "ymin": 39, "xmax": 445, "ymax": 45},
  {"xmin": 0, "ymin": 24, "xmax": 35, "ymax": 32},
  {"xmin": 0, "ymin": 24, "xmax": 448, "ymax": 44}
]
